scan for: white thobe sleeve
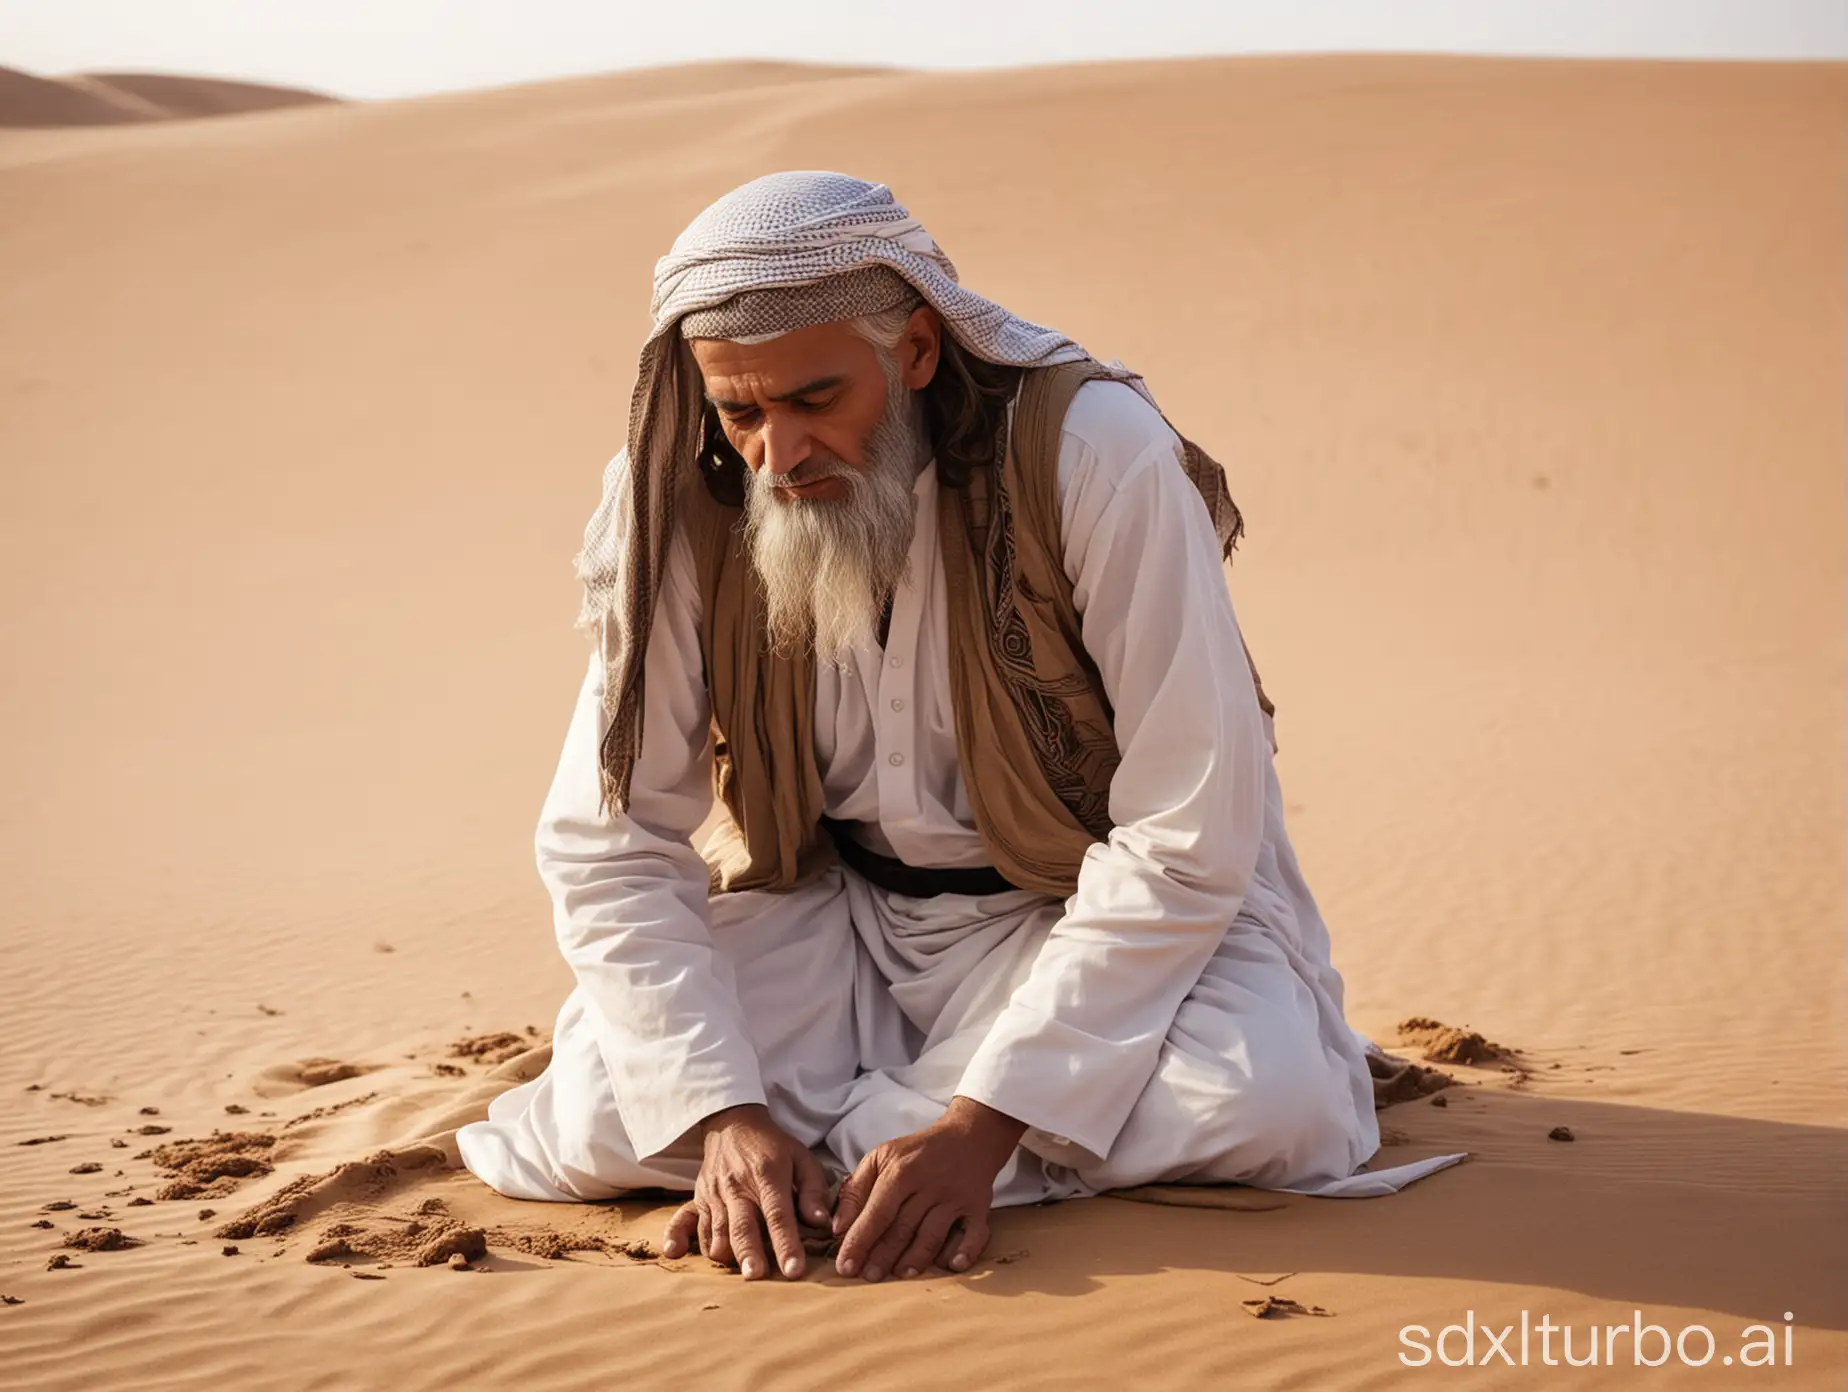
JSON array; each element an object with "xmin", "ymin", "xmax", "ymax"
[
  {"xmin": 953, "ymin": 388, "xmax": 1271, "ymax": 1162},
  {"xmin": 536, "ymin": 512, "xmax": 767, "ymax": 1159}
]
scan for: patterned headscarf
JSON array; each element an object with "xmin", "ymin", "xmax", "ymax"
[{"xmin": 578, "ymin": 170, "xmax": 1103, "ymax": 812}]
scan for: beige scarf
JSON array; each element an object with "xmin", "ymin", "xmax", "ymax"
[{"xmin": 684, "ymin": 359, "xmax": 1273, "ymax": 898}]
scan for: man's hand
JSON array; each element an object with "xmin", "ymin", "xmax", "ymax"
[
  {"xmin": 833, "ymin": 1097, "xmax": 1026, "ymax": 1282},
  {"xmin": 660, "ymin": 1103, "xmax": 831, "ymax": 1280}
]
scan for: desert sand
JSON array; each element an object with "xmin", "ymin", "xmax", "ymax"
[
  {"xmin": 1, "ymin": 54, "xmax": 1844, "ymax": 1390},
  {"xmin": 0, "ymin": 65, "xmax": 331, "ymax": 128}
]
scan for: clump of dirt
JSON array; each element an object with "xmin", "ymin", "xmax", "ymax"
[
  {"xmin": 147, "ymin": 1132, "xmax": 277, "ymax": 1201},
  {"xmin": 130, "ymin": 1125, "xmax": 172, "ymax": 1136},
  {"xmin": 224, "ymin": 1105, "xmax": 249, "ymax": 1116},
  {"xmin": 63, "ymin": 1227, "xmax": 139, "ymax": 1252},
  {"xmin": 46, "ymin": 1255, "xmax": 78, "ymax": 1271},
  {"xmin": 1548, "ymin": 1126, "xmax": 1576, "ymax": 1143},
  {"xmin": 1396, "ymin": 1017, "xmax": 1513, "ymax": 1066},
  {"xmin": 40, "ymin": 1201, "xmax": 76, "ymax": 1213},
  {"xmin": 447, "ymin": 1033, "xmax": 529, "ymax": 1066},
  {"xmin": 18, "ymin": 1136, "xmax": 67, "ymax": 1147},
  {"xmin": 49, "ymin": 1092, "xmax": 109, "ymax": 1107},
  {"xmin": 68, "ymin": 1162, "xmax": 102, "ymax": 1175},
  {"xmin": 1367, "ymin": 1050, "xmax": 1455, "ymax": 1108},
  {"xmin": 430, "ymin": 1064, "xmax": 466, "ymax": 1079},
  {"xmin": 110, "ymin": 1139, "xmax": 128, "ymax": 1149},
  {"xmin": 126, "ymin": 1197, "xmax": 153, "ymax": 1208}
]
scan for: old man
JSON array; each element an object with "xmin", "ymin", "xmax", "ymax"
[{"xmin": 459, "ymin": 171, "xmax": 1457, "ymax": 1283}]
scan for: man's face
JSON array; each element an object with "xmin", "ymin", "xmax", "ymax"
[
  {"xmin": 691, "ymin": 313, "xmax": 940, "ymax": 504},
  {"xmin": 688, "ymin": 311, "xmax": 940, "ymax": 661}
]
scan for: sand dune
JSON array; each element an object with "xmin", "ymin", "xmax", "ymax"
[
  {"xmin": 1, "ymin": 54, "xmax": 1844, "ymax": 1390},
  {"xmin": 0, "ymin": 64, "xmax": 331, "ymax": 127}
]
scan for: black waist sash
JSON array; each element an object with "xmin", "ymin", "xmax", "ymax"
[{"xmin": 820, "ymin": 818, "xmax": 1020, "ymax": 899}]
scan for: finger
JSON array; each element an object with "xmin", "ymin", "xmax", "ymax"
[
  {"xmin": 894, "ymin": 1203, "xmax": 958, "ymax": 1279},
  {"xmin": 836, "ymin": 1166, "xmax": 906, "ymax": 1280},
  {"xmin": 935, "ymin": 1217, "xmax": 967, "ymax": 1270},
  {"xmin": 707, "ymin": 1193, "xmax": 735, "ymax": 1269},
  {"xmin": 662, "ymin": 1202, "xmax": 699, "ymax": 1259},
  {"xmin": 727, "ymin": 1186, "xmax": 770, "ymax": 1280},
  {"xmin": 793, "ymin": 1146, "xmax": 832, "ymax": 1230},
  {"xmin": 860, "ymin": 1193, "xmax": 929, "ymax": 1284},
  {"xmin": 831, "ymin": 1152, "xmax": 878, "ymax": 1238},
  {"xmin": 756, "ymin": 1174, "xmax": 805, "ymax": 1279},
  {"xmin": 697, "ymin": 1197, "xmax": 714, "ymax": 1260},
  {"xmin": 945, "ymin": 1209, "xmax": 991, "ymax": 1272}
]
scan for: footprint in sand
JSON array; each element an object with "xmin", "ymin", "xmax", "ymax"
[{"xmin": 251, "ymin": 1058, "xmax": 383, "ymax": 1099}]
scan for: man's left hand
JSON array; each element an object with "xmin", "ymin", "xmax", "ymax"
[{"xmin": 832, "ymin": 1096, "xmax": 1026, "ymax": 1282}]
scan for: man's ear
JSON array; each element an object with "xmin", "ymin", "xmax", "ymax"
[{"xmin": 898, "ymin": 306, "xmax": 942, "ymax": 390}]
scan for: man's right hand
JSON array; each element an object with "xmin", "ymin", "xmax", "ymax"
[{"xmin": 660, "ymin": 1103, "xmax": 832, "ymax": 1280}]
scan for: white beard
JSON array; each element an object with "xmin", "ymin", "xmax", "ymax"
[{"xmin": 743, "ymin": 355, "xmax": 928, "ymax": 663}]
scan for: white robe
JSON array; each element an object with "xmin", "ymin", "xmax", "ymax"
[{"xmin": 458, "ymin": 381, "xmax": 1462, "ymax": 1204}]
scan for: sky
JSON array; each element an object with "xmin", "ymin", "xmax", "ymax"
[{"xmin": 2, "ymin": 0, "xmax": 1844, "ymax": 100}]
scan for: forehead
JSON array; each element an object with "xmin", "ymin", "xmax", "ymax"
[{"xmin": 688, "ymin": 320, "xmax": 877, "ymax": 396}]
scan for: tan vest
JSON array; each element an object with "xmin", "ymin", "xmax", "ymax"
[{"xmin": 682, "ymin": 360, "xmax": 1271, "ymax": 898}]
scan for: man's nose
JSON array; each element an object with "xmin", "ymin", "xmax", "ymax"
[{"xmin": 759, "ymin": 412, "xmax": 810, "ymax": 478}]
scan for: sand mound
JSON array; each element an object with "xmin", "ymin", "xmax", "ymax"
[
  {"xmin": 81, "ymin": 73, "xmax": 331, "ymax": 120},
  {"xmin": 293, "ymin": 1059, "xmax": 378, "ymax": 1087},
  {"xmin": 251, "ymin": 1058, "xmax": 382, "ymax": 1096},
  {"xmin": 1395, "ymin": 1016, "xmax": 1514, "ymax": 1066},
  {"xmin": 213, "ymin": 1144, "xmax": 448, "ymax": 1241},
  {"xmin": 0, "ymin": 66, "xmax": 144, "ymax": 127},
  {"xmin": 0, "ymin": 64, "xmax": 331, "ymax": 128},
  {"xmin": 304, "ymin": 1200, "xmax": 488, "ymax": 1269}
]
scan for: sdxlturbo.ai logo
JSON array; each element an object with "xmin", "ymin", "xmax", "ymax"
[{"xmin": 1398, "ymin": 1310, "xmax": 1797, "ymax": 1368}]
